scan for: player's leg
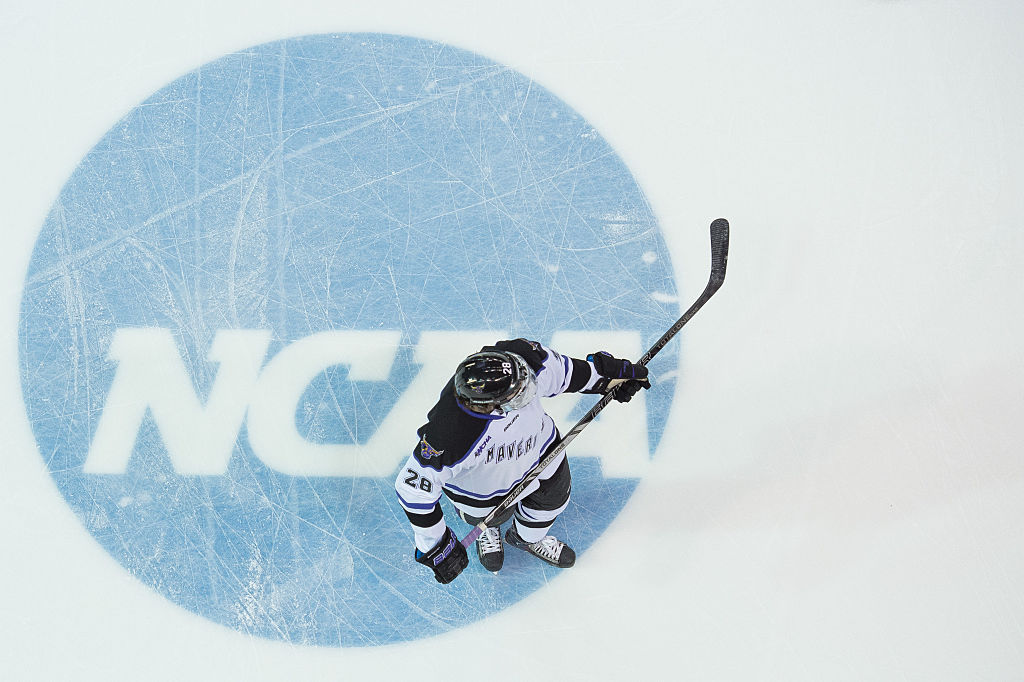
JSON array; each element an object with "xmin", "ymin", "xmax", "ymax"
[
  {"xmin": 457, "ymin": 507, "xmax": 513, "ymax": 572},
  {"xmin": 507, "ymin": 455, "xmax": 576, "ymax": 568}
]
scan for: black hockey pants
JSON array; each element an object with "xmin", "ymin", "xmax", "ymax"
[{"xmin": 457, "ymin": 455, "xmax": 571, "ymax": 542}]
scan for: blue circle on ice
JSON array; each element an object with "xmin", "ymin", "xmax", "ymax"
[{"xmin": 19, "ymin": 34, "xmax": 679, "ymax": 646}]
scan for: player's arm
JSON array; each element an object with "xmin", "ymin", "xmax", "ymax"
[
  {"xmin": 395, "ymin": 458, "xmax": 447, "ymax": 551},
  {"xmin": 394, "ymin": 455, "xmax": 468, "ymax": 584},
  {"xmin": 579, "ymin": 351, "xmax": 650, "ymax": 403},
  {"xmin": 492, "ymin": 338, "xmax": 649, "ymax": 402},
  {"xmin": 395, "ymin": 398, "xmax": 486, "ymax": 585}
]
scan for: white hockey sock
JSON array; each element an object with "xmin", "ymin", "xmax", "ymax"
[{"xmin": 513, "ymin": 518, "xmax": 551, "ymax": 544}]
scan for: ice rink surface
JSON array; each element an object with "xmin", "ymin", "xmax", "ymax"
[{"xmin": 2, "ymin": 1, "xmax": 1023, "ymax": 679}]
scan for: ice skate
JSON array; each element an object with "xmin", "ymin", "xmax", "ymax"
[
  {"xmin": 505, "ymin": 525, "xmax": 575, "ymax": 568},
  {"xmin": 476, "ymin": 526, "xmax": 504, "ymax": 572}
]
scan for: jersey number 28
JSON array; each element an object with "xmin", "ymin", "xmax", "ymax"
[{"xmin": 403, "ymin": 468, "xmax": 433, "ymax": 493}]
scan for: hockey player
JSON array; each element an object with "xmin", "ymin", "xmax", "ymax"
[{"xmin": 394, "ymin": 338, "xmax": 649, "ymax": 584}]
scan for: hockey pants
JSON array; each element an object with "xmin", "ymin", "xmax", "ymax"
[{"xmin": 457, "ymin": 455, "xmax": 571, "ymax": 544}]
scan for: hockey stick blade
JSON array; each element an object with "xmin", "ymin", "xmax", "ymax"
[
  {"xmin": 636, "ymin": 218, "xmax": 729, "ymax": 367},
  {"xmin": 709, "ymin": 217, "xmax": 729, "ymax": 289},
  {"xmin": 459, "ymin": 218, "xmax": 730, "ymax": 549}
]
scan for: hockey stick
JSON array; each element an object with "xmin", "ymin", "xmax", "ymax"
[{"xmin": 460, "ymin": 218, "xmax": 730, "ymax": 548}]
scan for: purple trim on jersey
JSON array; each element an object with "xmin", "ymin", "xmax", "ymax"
[
  {"xmin": 444, "ymin": 471, "xmax": 539, "ymax": 500},
  {"xmin": 537, "ymin": 426, "xmax": 558, "ymax": 462},
  {"xmin": 396, "ymin": 491, "xmax": 438, "ymax": 510},
  {"xmin": 443, "ymin": 425, "xmax": 559, "ymax": 500},
  {"xmin": 535, "ymin": 353, "xmax": 548, "ymax": 375},
  {"xmin": 450, "ymin": 428, "xmax": 492, "ymax": 469},
  {"xmin": 455, "ymin": 399, "xmax": 503, "ymax": 420}
]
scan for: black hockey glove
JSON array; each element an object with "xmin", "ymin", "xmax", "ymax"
[
  {"xmin": 415, "ymin": 526, "xmax": 469, "ymax": 584},
  {"xmin": 585, "ymin": 351, "xmax": 650, "ymax": 403}
]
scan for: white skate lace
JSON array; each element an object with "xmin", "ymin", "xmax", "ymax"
[
  {"xmin": 478, "ymin": 527, "xmax": 502, "ymax": 554},
  {"xmin": 529, "ymin": 536, "xmax": 562, "ymax": 562}
]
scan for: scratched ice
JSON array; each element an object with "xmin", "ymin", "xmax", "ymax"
[{"xmin": 19, "ymin": 34, "xmax": 680, "ymax": 645}]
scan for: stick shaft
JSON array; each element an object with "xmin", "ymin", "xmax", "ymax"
[{"xmin": 460, "ymin": 219, "xmax": 729, "ymax": 548}]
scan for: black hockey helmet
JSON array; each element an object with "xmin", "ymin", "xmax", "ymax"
[{"xmin": 454, "ymin": 350, "xmax": 537, "ymax": 415}]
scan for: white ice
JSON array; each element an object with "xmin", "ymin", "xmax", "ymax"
[{"xmin": 1, "ymin": 1, "xmax": 1023, "ymax": 680}]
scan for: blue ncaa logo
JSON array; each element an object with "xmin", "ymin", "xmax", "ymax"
[{"xmin": 19, "ymin": 34, "xmax": 680, "ymax": 646}]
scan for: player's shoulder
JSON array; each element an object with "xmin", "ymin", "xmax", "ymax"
[
  {"xmin": 491, "ymin": 338, "xmax": 548, "ymax": 372},
  {"xmin": 414, "ymin": 379, "xmax": 493, "ymax": 470}
]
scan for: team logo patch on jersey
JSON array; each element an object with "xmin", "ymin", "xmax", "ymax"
[
  {"xmin": 18, "ymin": 33, "xmax": 680, "ymax": 646},
  {"xmin": 418, "ymin": 435, "xmax": 444, "ymax": 460}
]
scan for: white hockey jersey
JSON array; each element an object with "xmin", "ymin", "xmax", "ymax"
[{"xmin": 394, "ymin": 339, "xmax": 600, "ymax": 552}]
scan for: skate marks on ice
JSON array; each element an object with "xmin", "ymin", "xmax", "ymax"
[{"xmin": 19, "ymin": 34, "xmax": 681, "ymax": 645}]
